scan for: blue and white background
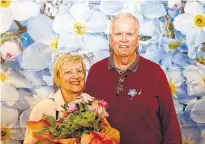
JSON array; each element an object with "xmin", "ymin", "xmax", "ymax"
[{"xmin": 0, "ymin": 0, "xmax": 205, "ymax": 143}]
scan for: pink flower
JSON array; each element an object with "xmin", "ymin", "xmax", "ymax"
[
  {"xmin": 66, "ymin": 101, "xmax": 77, "ymax": 113},
  {"xmin": 0, "ymin": 41, "xmax": 21, "ymax": 61},
  {"xmin": 102, "ymin": 111, "xmax": 109, "ymax": 118},
  {"xmin": 95, "ymin": 107, "xmax": 109, "ymax": 118},
  {"xmin": 88, "ymin": 105, "xmax": 95, "ymax": 112},
  {"xmin": 168, "ymin": 0, "xmax": 182, "ymax": 10},
  {"xmin": 99, "ymin": 100, "xmax": 108, "ymax": 108}
]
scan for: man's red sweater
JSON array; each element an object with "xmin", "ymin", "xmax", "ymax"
[{"xmin": 84, "ymin": 56, "xmax": 182, "ymax": 144}]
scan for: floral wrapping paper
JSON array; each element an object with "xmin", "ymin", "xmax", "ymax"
[{"xmin": 27, "ymin": 119, "xmax": 119, "ymax": 144}]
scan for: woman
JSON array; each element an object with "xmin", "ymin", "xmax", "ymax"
[{"xmin": 24, "ymin": 54, "xmax": 86, "ymax": 144}]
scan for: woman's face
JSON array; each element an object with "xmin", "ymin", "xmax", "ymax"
[{"xmin": 60, "ymin": 61, "xmax": 85, "ymax": 95}]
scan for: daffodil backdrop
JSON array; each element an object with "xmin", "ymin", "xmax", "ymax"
[{"xmin": 1, "ymin": 0, "xmax": 205, "ymax": 143}]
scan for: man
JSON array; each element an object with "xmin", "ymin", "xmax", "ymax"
[{"xmin": 84, "ymin": 13, "xmax": 182, "ymax": 144}]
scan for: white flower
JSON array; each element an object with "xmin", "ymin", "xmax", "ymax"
[
  {"xmin": 100, "ymin": 0, "xmax": 166, "ymax": 19},
  {"xmin": 173, "ymin": 99, "xmax": 183, "ymax": 114},
  {"xmin": 27, "ymin": 14, "xmax": 56, "ymax": 46},
  {"xmin": 100, "ymin": 0, "xmax": 163, "ymax": 37},
  {"xmin": 26, "ymin": 14, "xmax": 60, "ymax": 72},
  {"xmin": 0, "ymin": 69, "xmax": 31, "ymax": 106},
  {"xmin": 20, "ymin": 109, "xmax": 32, "ymax": 136},
  {"xmin": 99, "ymin": 0, "xmax": 127, "ymax": 16},
  {"xmin": 75, "ymin": 97, "xmax": 83, "ymax": 103},
  {"xmin": 139, "ymin": 18, "xmax": 162, "ymax": 37},
  {"xmin": 81, "ymin": 93, "xmax": 94, "ymax": 103},
  {"xmin": 33, "ymin": 86, "xmax": 54, "ymax": 100},
  {"xmin": 11, "ymin": 89, "xmax": 33, "ymax": 112},
  {"xmin": 138, "ymin": 0, "xmax": 166, "ymax": 19},
  {"xmin": 0, "ymin": 0, "xmax": 39, "ymax": 34},
  {"xmin": 0, "ymin": 41, "xmax": 21, "ymax": 61},
  {"xmin": 173, "ymin": 2, "xmax": 205, "ymax": 54},
  {"xmin": 52, "ymin": 2, "xmax": 109, "ymax": 53},
  {"xmin": 190, "ymin": 97, "xmax": 205, "ymax": 123},
  {"xmin": 167, "ymin": 69, "xmax": 185, "ymax": 98},
  {"xmin": 180, "ymin": 125, "xmax": 201, "ymax": 144},
  {"xmin": 88, "ymin": 105, "xmax": 95, "ymax": 112},
  {"xmin": 23, "ymin": 87, "xmax": 54, "ymax": 109},
  {"xmin": 21, "ymin": 42, "xmax": 52, "ymax": 71},
  {"xmin": 183, "ymin": 63, "xmax": 205, "ymax": 96},
  {"xmin": 128, "ymin": 89, "xmax": 137, "ymax": 97},
  {"xmin": 1, "ymin": 107, "xmax": 24, "ymax": 144}
]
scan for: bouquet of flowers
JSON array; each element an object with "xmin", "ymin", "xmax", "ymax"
[{"xmin": 27, "ymin": 93, "xmax": 120, "ymax": 144}]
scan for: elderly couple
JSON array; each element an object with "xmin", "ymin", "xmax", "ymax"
[{"xmin": 24, "ymin": 13, "xmax": 182, "ymax": 144}]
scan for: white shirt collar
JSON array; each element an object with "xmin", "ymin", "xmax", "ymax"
[{"xmin": 52, "ymin": 89, "xmax": 65, "ymax": 112}]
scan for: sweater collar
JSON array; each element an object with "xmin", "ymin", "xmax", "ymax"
[{"xmin": 108, "ymin": 53, "xmax": 140, "ymax": 72}]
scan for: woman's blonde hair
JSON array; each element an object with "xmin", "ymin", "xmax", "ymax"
[{"xmin": 53, "ymin": 54, "xmax": 86, "ymax": 89}]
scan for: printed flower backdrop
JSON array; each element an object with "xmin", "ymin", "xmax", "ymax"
[{"xmin": 0, "ymin": 0, "xmax": 205, "ymax": 143}]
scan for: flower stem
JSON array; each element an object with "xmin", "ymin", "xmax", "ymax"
[{"xmin": 14, "ymin": 20, "xmax": 27, "ymax": 35}]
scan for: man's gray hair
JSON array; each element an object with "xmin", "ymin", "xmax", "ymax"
[{"xmin": 110, "ymin": 13, "xmax": 140, "ymax": 34}]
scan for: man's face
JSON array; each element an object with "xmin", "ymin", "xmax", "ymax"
[{"xmin": 110, "ymin": 17, "xmax": 139, "ymax": 58}]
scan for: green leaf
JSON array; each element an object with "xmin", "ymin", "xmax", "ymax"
[
  {"xmin": 38, "ymin": 101, "xmax": 103, "ymax": 140},
  {"xmin": 55, "ymin": 124, "xmax": 63, "ymax": 133},
  {"xmin": 83, "ymin": 130, "xmax": 90, "ymax": 134},
  {"xmin": 78, "ymin": 120, "xmax": 93, "ymax": 127},
  {"xmin": 93, "ymin": 117, "xmax": 101, "ymax": 131},
  {"xmin": 72, "ymin": 130, "xmax": 82, "ymax": 139},
  {"xmin": 78, "ymin": 103, "xmax": 85, "ymax": 112},
  {"xmin": 55, "ymin": 132, "xmax": 71, "ymax": 139},
  {"xmin": 69, "ymin": 113, "xmax": 75, "ymax": 121},
  {"xmin": 42, "ymin": 114, "xmax": 56, "ymax": 127},
  {"xmin": 37, "ymin": 126, "xmax": 49, "ymax": 135},
  {"xmin": 61, "ymin": 104, "xmax": 68, "ymax": 110},
  {"xmin": 168, "ymin": 41, "xmax": 181, "ymax": 50}
]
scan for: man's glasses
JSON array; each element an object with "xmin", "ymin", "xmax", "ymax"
[{"xmin": 116, "ymin": 75, "xmax": 127, "ymax": 96}]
